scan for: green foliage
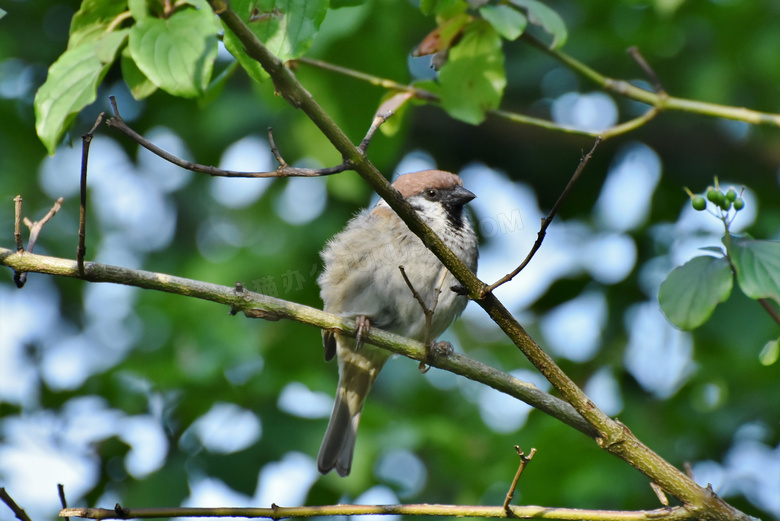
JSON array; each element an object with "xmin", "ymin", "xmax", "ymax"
[
  {"xmin": 438, "ymin": 20, "xmax": 506, "ymax": 125},
  {"xmin": 222, "ymin": 0, "xmax": 328, "ymax": 83},
  {"xmin": 68, "ymin": 0, "xmax": 129, "ymax": 49},
  {"xmin": 479, "ymin": 5, "xmax": 527, "ymax": 41},
  {"xmin": 32, "ymin": 0, "xmax": 570, "ymax": 149},
  {"xmin": 510, "ymin": 0, "xmax": 567, "ymax": 48},
  {"xmin": 658, "ymin": 256, "xmax": 733, "ymax": 330},
  {"xmin": 34, "ymin": 28, "xmax": 129, "ymax": 155},
  {"xmin": 128, "ymin": 1, "xmax": 219, "ymax": 98},
  {"xmin": 660, "ymin": 185, "xmax": 780, "ymax": 338},
  {"xmin": 729, "ymin": 236, "xmax": 780, "ymax": 303}
]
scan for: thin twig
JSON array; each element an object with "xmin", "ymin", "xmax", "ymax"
[
  {"xmin": 78, "ymin": 113, "xmax": 104, "ymax": 275},
  {"xmin": 105, "ymin": 97, "xmax": 352, "ymax": 178},
  {"xmin": 359, "ymin": 111, "xmax": 393, "ymax": 153},
  {"xmin": 503, "ymin": 447, "xmax": 537, "ymax": 511},
  {"xmin": 299, "ymin": 56, "xmax": 618, "ymax": 140},
  {"xmin": 14, "ymin": 197, "xmax": 64, "ymax": 288},
  {"xmin": 58, "ymin": 484, "xmax": 70, "ymax": 521},
  {"xmin": 399, "ymin": 265, "xmax": 435, "ymax": 373},
  {"xmin": 521, "ymin": 32, "xmax": 780, "ymax": 127},
  {"xmin": 483, "ymin": 138, "xmax": 601, "ymax": 296},
  {"xmin": 0, "ymin": 488, "xmax": 33, "ymax": 521},
  {"xmin": 26, "ymin": 198, "xmax": 64, "ymax": 252},
  {"xmin": 296, "ymin": 56, "xmax": 439, "ymax": 101},
  {"xmin": 758, "ymin": 298, "xmax": 780, "ymax": 326},
  {"xmin": 267, "ymin": 128, "xmax": 287, "ymax": 167},
  {"xmin": 651, "ymin": 482, "xmax": 670, "ymax": 507},
  {"xmin": 298, "ymin": 52, "xmax": 780, "ymax": 139},
  {"xmin": 627, "ymin": 46, "xmax": 665, "ymax": 95},
  {"xmin": 13, "ymin": 196, "xmax": 23, "ymax": 252}
]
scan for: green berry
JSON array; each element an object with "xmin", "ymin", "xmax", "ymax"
[
  {"xmin": 726, "ymin": 188, "xmax": 737, "ymax": 202},
  {"xmin": 718, "ymin": 199, "xmax": 732, "ymax": 211},
  {"xmin": 733, "ymin": 198, "xmax": 745, "ymax": 210},
  {"xmin": 707, "ymin": 188, "xmax": 724, "ymax": 205},
  {"xmin": 691, "ymin": 196, "xmax": 707, "ymax": 211}
]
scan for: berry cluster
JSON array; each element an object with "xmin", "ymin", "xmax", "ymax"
[{"xmin": 689, "ymin": 185, "xmax": 744, "ymax": 213}]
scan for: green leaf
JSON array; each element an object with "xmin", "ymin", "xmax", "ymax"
[
  {"xmin": 34, "ymin": 29, "xmax": 129, "ymax": 155},
  {"xmin": 128, "ymin": 4, "xmax": 219, "ymax": 98},
  {"xmin": 479, "ymin": 5, "xmax": 527, "ymax": 41},
  {"xmin": 223, "ymin": 0, "xmax": 328, "ymax": 83},
  {"xmin": 438, "ymin": 20, "xmax": 506, "ymax": 125},
  {"xmin": 728, "ymin": 236, "xmax": 780, "ymax": 303},
  {"xmin": 69, "ymin": 0, "xmax": 129, "ymax": 49},
  {"xmin": 222, "ymin": 29, "xmax": 269, "ymax": 84},
  {"xmin": 659, "ymin": 255, "xmax": 733, "ymax": 330},
  {"xmin": 510, "ymin": 0, "xmax": 567, "ymax": 48},
  {"xmin": 759, "ymin": 338, "xmax": 779, "ymax": 366},
  {"xmin": 128, "ymin": 0, "xmax": 149, "ymax": 22},
  {"xmin": 120, "ymin": 46, "xmax": 158, "ymax": 100},
  {"xmin": 376, "ymin": 91, "xmax": 415, "ymax": 137}
]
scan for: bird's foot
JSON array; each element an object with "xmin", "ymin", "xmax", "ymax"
[
  {"xmin": 433, "ymin": 340, "xmax": 454, "ymax": 357},
  {"xmin": 355, "ymin": 315, "xmax": 370, "ymax": 350},
  {"xmin": 418, "ymin": 340, "xmax": 454, "ymax": 373}
]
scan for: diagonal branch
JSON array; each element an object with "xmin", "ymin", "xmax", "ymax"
[
  {"xmin": 0, "ymin": 488, "xmax": 33, "ymax": 521},
  {"xmin": 209, "ymin": 4, "xmax": 751, "ymax": 519}
]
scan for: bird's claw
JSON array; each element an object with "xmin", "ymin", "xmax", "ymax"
[
  {"xmin": 355, "ymin": 315, "xmax": 370, "ymax": 350},
  {"xmin": 433, "ymin": 341, "xmax": 454, "ymax": 357},
  {"xmin": 419, "ymin": 341, "xmax": 454, "ymax": 373}
]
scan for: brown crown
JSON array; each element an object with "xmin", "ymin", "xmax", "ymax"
[{"xmin": 392, "ymin": 170, "xmax": 464, "ymax": 198}]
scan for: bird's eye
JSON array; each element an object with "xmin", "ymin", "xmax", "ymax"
[{"xmin": 425, "ymin": 189, "xmax": 438, "ymax": 199}]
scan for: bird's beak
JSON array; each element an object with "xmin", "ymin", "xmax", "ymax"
[{"xmin": 446, "ymin": 186, "xmax": 476, "ymax": 206}]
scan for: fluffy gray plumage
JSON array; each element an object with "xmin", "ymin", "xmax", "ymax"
[{"xmin": 317, "ymin": 170, "xmax": 479, "ymax": 476}]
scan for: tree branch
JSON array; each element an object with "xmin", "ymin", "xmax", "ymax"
[
  {"xmin": 78, "ymin": 112, "xmax": 103, "ymax": 275},
  {"xmin": 298, "ymin": 47, "xmax": 780, "ymax": 137},
  {"xmin": 521, "ymin": 33, "xmax": 780, "ymax": 127},
  {"xmin": 0, "ymin": 488, "xmax": 33, "ymax": 521},
  {"xmin": 0, "ymin": 247, "xmax": 596, "ymax": 438},
  {"xmin": 298, "ymin": 55, "xmax": 651, "ymax": 140},
  {"xmin": 12, "ymin": 196, "xmax": 64, "ymax": 288},
  {"xmin": 206, "ymin": 4, "xmax": 750, "ymax": 519},
  {"xmin": 503, "ymin": 447, "xmax": 536, "ymax": 511},
  {"xmin": 59, "ymin": 503, "xmax": 699, "ymax": 520},
  {"xmin": 484, "ymin": 138, "xmax": 601, "ymax": 295},
  {"xmin": 104, "ymin": 97, "xmax": 365, "ymax": 179}
]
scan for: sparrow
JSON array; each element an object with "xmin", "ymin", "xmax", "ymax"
[{"xmin": 316, "ymin": 169, "xmax": 479, "ymax": 476}]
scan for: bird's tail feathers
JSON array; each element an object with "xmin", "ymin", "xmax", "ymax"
[{"xmin": 317, "ymin": 347, "xmax": 387, "ymax": 476}]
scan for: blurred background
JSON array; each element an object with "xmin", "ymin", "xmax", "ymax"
[{"xmin": 1, "ymin": 0, "xmax": 779, "ymax": 520}]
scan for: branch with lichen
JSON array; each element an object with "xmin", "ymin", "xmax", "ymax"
[
  {"xmin": 0, "ymin": 246, "xmax": 594, "ymax": 438},
  {"xmin": 59, "ymin": 501, "xmax": 699, "ymax": 521},
  {"xmin": 208, "ymin": 3, "xmax": 750, "ymax": 520}
]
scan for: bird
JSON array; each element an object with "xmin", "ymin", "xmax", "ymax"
[{"xmin": 316, "ymin": 169, "xmax": 479, "ymax": 476}]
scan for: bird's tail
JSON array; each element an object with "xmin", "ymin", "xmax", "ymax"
[{"xmin": 317, "ymin": 343, "xmax": 388, "ymax": 476}]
